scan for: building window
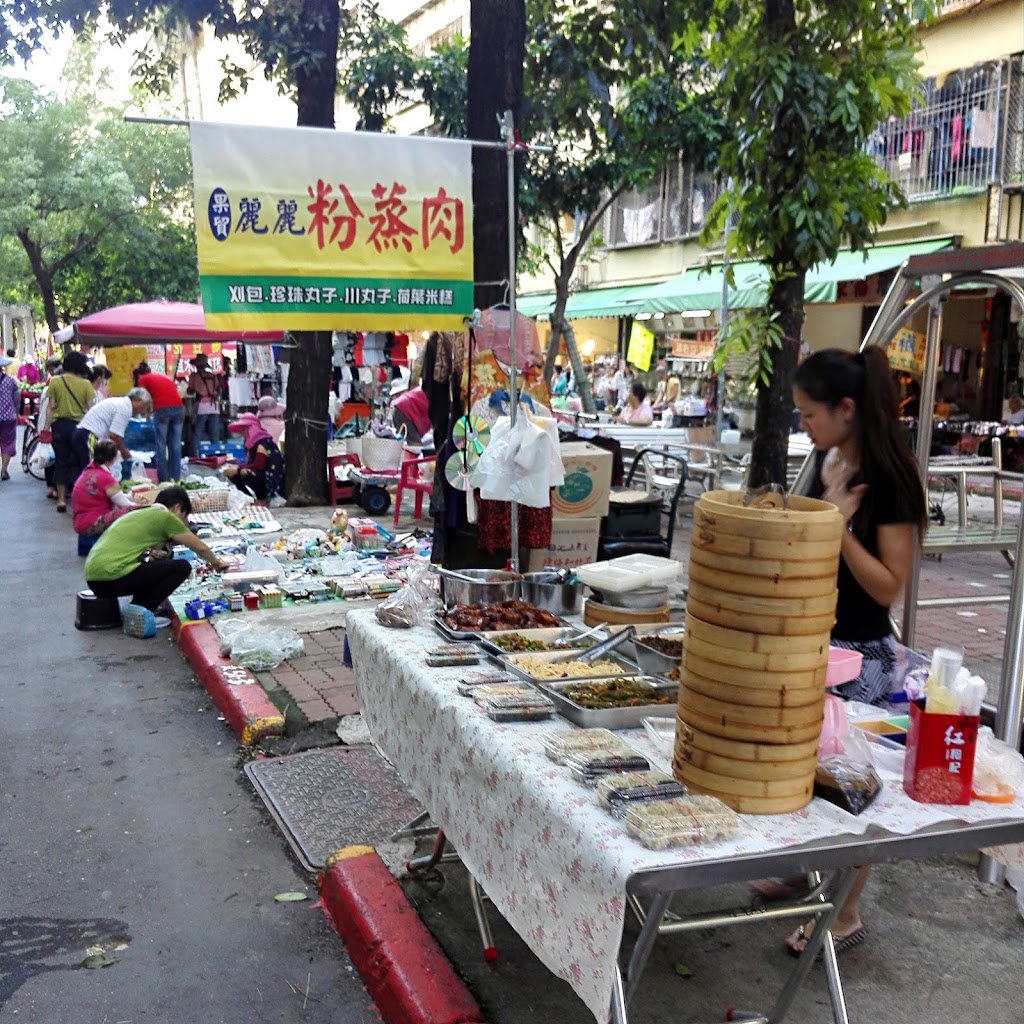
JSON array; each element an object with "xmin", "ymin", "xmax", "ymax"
[
  {"xmin": 603, "ymin": 176, "xmax": 664, "ymax": 248},
  {"xmin": 866, "ymin": 54, "xmax": 1022, "ymax": 201}
]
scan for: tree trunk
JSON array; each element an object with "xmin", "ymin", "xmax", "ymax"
[
  {"xmin": 18, "ymin": 230, "xmax": 58, "ymax": 334},
  {"xmin": 283, "ymin": 0, "xmax": 341, "ymax": 505},
  {"xmin": 467, "ymin": 0, "xmax": 525, "ymax": 310},
  {"xmin": 562, "ymin": 320, "xmax": 595, "ymax": 413},
  {"xmin": 746, "ymin": 269, "xmax": 804, "ymax": 489}
]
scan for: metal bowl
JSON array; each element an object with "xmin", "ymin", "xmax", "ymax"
[
  {"xmin": 588, "ymin": 585, "xmax": 668, "ymax": 610},
  {"xmin": 519, "ymin": 572, "xmax": 584, "ymax": 616},
  {"xmin": 438, "ymin": 568, "xmax": 522, "ymax": 607}
]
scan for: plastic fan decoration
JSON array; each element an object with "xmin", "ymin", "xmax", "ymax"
[
  {"xmin": 445, "ymin": 448, "xmax": 479, "ymax": 491},
  {"xmin": 452, "ymin": 414, "xmax": 490, "ymax": 453}
]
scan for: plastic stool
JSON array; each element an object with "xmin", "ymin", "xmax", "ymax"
[
  {"xmin": 77, "ymin": 533, "xmax": 99, "ymax": 557},
  {"xmin": 75, "ymin": 590, "xmax": 122, "ymax": 630}
]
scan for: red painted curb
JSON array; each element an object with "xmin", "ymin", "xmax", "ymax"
[
  {"xmin": 319, "ymin": 849, "xmax": 484, "ymax": 1024},
  {"xmin": 176, "ymin": 620, "xmax": 285, "ymax": 746}
]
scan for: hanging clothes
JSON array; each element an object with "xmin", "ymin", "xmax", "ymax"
[
  {"xmin": 465, "ymin": 349, "xmax": 550, "ymax": 414},
  {"xmin": 474, "ymin": 306, "xmax": 542, "ymax": 370},
  {"xmin": 476, "ymin": 499, "xmax": 553, "ymax": 553}
]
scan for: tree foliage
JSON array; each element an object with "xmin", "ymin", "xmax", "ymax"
[
  {"xmin": 0, "ymin": 73, "xmax": 196, "ymax": 332},
  {"xmin": 696, "ymin": 0, "xmax": 935, "ymax": 485}
]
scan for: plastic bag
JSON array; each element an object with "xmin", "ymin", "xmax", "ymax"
[
  {"xmin": 375, "ymin": 563, "xmax": 440, "ymax": 628},
  {"xmin": 230, "ymin": 626, "xmax": 304, "ymax": 670},
  {"xmin": 817, "ymin": 694, "xmax": 849, "ymax": 758},
  {"xmin": 243, "ymin": 544, "xmax": 285, "ymax": 581},
  {"xmin": 972, "ymin": 726, "xmax": 1024, "ymax": 802},
  {"xmin": 131, "ymin": 459, "xmax": 149, "ymax": 482},
  {"xmin": 216, "ymin": 618, "xmax": 254, "ymax": 657},
  {"xmin": 29, "ymin": 441, "xmax": 55, "ymax": 472},
  {"xmin": 814, "ymin": 728, "xmax": 882, "ymax": 815}
]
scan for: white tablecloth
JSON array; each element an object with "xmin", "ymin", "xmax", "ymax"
[{"xmin": 346, "ymin": 611, "xmax": 1024, "ymax": 1022}]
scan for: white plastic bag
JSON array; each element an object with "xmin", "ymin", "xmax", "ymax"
[
  {"xmin": 30, "ymin": 442, "xmax": 55, "ymax": 472},
  {"xmin": 131, "ymin": 459, "xmax": 149, "ymax": 482},
  {"xmin": 972, "ymin": 726, "xmax": 1024, "ymax": 801},
  {"xmin": 230, "ymin": 626, "xmax": 304, "ymax": 670},
  {"xmin": 243, "ymin": 544, "xmax": 285, "ymax": 582}
]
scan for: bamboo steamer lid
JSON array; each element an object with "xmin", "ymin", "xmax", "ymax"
[
  {"xmin": 678, "ymin": 698, "xmax": 824, "ymax": 745},
  {"xmin": 683, "ymin": 649, "xmax": 827, "ymax": 689},
  {"xmin": 688, "ymin": 541, "xmax": 840, "ymax": 582},
  {"xmin": 688, "ymin": 558, "xmax": 839, "ymax": 599},
  {"xmin": 698, "ymin": 489, "xmax": 842, "ymax": 524},
  {"xmin": 679, "ymin": 685, "xmax": 824, "ymax": 729},
  {"xmin": 584, "ymin": 598, "xmax": 670, "ymax": 627},
  {"xmin": 676, "ymin": 714, "xmax": 821, "ymax": 762},
  {"xmin": 686, "ymin": 579, "xmax": 839, "ymax": 618},
  {"xmin": 680, "ymin": 666, "xmax": 824, "ymax": 709},
  {"xmin": 694, "ymin": 502, "xmax": 843, "ymax": 544},
  {"xmin": 683, "ymin": 631, "xmax": 827, "ymax": 673},
  {"xmin": 684, "ymin": 611, "xmax": 831, "ymax": 657},
  {"xmin": 675, "ymin": 757, "xmax": 815, "ymax": 801},
  {"xmin": 684, "ymin": 595, "xmax": 836, "ymax": 638},
  {"xmin": 675, "ymin": 741, "xmax": 819, "ymax": 782},
  {"xmin": 691, "ymin": 525, "xmax": 843, "ymax": 562}
]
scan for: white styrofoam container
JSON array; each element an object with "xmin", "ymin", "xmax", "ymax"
[{"xmin": 575, "ymin": 554, "xmax": 681, "ymax": 593}]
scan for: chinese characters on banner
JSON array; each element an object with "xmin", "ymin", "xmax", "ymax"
[
  {"xmin": 189, "ymin": 123, "xmax": 474, "ymax": 331},
  {"xmin": 886, "ymin": 327, "xmax": 927, "ymax": 375},
  {"xmin": 104, "ymin": 346, "xmax": 148, "ymax": 396}
]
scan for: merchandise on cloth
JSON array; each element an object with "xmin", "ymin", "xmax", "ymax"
[
  {"xmin": 470, "ymin": 413, "xmax": 565, "ymax": 507},
  {"xmin": 476, "ymin": 498, "xmax": 552, "ymax": 552}
]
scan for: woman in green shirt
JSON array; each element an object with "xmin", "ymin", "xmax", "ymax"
[
  {"xmin": 85, "ymin": 486, "xmax": 229, "ymax": 612},
  {"xmin": 43, "ymin": 350, "xmax": 94, "ymax": 513}
]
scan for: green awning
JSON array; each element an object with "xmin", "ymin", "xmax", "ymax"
[{"xmin": 516, "ymin": 238, "xmax": 955, "ymax": 321}]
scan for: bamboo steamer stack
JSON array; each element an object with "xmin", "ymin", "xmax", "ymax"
[{"xmin": 674, "ymin": 489, "xmax": 843, "ymax": 814}]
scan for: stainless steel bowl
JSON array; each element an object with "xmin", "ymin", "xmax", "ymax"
[
  {"xmin": 588, "ymin": 585, "xmax": 668, "ymax": 610},
  {"xmin": 519, "ymin": 572, "xmax": 583, "ymax": 616},
  {"xmin": 439, "ymin": 568, "xmax": 521, "ymax": 606}
]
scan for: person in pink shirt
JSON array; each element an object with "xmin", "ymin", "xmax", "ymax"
[
  {"xmin": 613, "ymin": 381, "xmax": 654, "ymax": 426},
  {"xmin": 72, "ymin": 439, "xmax": 138, "ymax": 536},
  {"xmin": 256, "ymin": 395, "xmax": 286, "ymax": 445},
  {"xmin": 17, "ymin": 358, "xmax": 40, "ymax": 385}
]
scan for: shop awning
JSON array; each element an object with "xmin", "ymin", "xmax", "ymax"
[{"xmin": 518, "ymin": 237, "xmax": 956, "ymax": 321}]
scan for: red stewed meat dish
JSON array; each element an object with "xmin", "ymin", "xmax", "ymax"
[{"xmin": 442, "ymin": 600, "xmax": 561, "ymax": 632}]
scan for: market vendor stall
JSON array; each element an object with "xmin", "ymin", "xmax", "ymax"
[{"xmin": 346, "ymin": 609, "xmax": 1024, "ymax": 1024}]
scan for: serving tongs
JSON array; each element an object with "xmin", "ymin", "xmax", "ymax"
[{"xmin": 550, "ymin": 625, "xmax": 636, "ymax": 665}]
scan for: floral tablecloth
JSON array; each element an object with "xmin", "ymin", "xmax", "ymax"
[{"xmin": 346, "ymin": 611, "xmax": 1024, "ymax": 1023}]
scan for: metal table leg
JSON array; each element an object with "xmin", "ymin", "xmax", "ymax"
[{"xmin": 468, "ymin": 873, "xmax": 499, "ymax": 963}]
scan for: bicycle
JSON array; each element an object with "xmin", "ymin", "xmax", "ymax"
[{"xmin": 20, "ymin": 417, "xmax": 45, "ymax": 480}]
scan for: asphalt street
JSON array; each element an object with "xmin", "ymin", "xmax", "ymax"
[{"xmin": 0, "ymin": 461, "xmax": 379, "ymax": 1024}]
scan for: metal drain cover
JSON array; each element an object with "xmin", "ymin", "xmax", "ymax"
[{"xmin": 246, "ymin": 746, "xmax": 423, "ymax": 871}]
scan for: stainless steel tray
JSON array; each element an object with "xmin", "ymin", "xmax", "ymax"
[
  {"xmin": 499, "ymin": 649, "xmax": 641, "ymax": 684},
  {"xmin": 477, "ymin": 626, "xmax": 599, "ymax": 659},
  {"xmin": 433, "ymin": 612, "xmax": 482, "ymax": 641},
  {"xmin": 539, "ymin": 677, "xmax": 677, "ymax": 729}
]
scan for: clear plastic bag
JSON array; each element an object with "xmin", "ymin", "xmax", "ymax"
[
  {"xmin": 243, "ymin": 544, "xmax": 285, "ymax": 582},
  {"xmin": 375, "ymin": 563, "xmax": 439, "ymax": 628},
  {"xmin": 29, "ymin": 442, "xmax": 55, "ymax": 472},
  {"xmin": 972, "ymin": 726, "xmax": 1024, "ymax": 802},
  {"xmin": 814, "ymin": 728, "xmax": 882, "ymax": 815},
  {"xmin": 229, "ymin": 626, "xmax": 304, "ymax": 671},
  {"xmin": 215, "ymin": 618, "xmax": 255, "ymax": 656}
]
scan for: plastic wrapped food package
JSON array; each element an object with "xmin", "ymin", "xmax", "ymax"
[
  {"xmin": 424, "ymin": 643, "xmax": 480, "ymax": 667},
  {"xmin": 484, "ymin": 692, "xmax": 556, "ymax": 722},
  {"xmin": 565, "ymin": 752, "xmax": 651, "ymax": 785},
  {"xmin": 595, "ymin": 771, "xmax": 687, "ymax": 816},
  {"xmin": 470, "ymin": 682, "xmax": 535, "ymax": 704},
  {"xmin": 542, "ymin": 728, "xmax": 632, "ymax": 764},
  {"xmin": 813, "ymin": 756, "xmax": 883, "ymax": 815},
  {"xmin": 623, "ymin": 795, "xmax": 740, "ymax": 850}
]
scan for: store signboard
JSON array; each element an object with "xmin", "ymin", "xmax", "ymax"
[
  {"xmin": 887, "ymin": 326, "xmax": 927, "ymax": 374},
  {"xmin": 189, "ymin": 123, "xmax": 474, "ymax": 331},
  {"xmin": 669, "ymin": 336, "xmax": 716, "ymax": 360},
  {"xmin": 104, "ymin": 346, "xmax": 148, "ymax": 396},
  {"xmin": 626, "ymin": 322, "xmax": 655, "ymax": 371}
]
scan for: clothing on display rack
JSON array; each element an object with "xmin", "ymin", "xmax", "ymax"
[
  {"xmin": 474, "ymin": 306, "xmax": 542, "ymax": 370},
  {"xmin": 476, "ymin": 499, "xmax": 553, "ymax": 553}
]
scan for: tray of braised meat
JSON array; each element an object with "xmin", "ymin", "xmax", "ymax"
[{"xmin": 436, "ymin": 600, "xmax": 566, "ymax": 640}]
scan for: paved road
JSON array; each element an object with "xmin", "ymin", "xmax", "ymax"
[{"xmin": 0, "ymin": 460, "xmax": 378, "ymax": 1023}]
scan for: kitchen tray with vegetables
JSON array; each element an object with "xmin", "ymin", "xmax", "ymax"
[
  {"xmin": 538, "ymin": 676, "xmax": 678, "ymax": 728},
  {"xmin": 477, "ymin": 626, "xmax": 601, "ymax": 658}
]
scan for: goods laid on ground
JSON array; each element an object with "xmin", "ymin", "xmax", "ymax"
[{"xmin": 674, "ymin": 489, "xmax": 843, "ymax": 814}]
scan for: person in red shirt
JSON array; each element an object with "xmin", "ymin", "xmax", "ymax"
[
  {"xmin": 136, "ymin": 363, "xmax": 185, "ymax": 482},
  {"xmin": 390, "ymin": 382, "xmax": 431, "ymax": 445}
]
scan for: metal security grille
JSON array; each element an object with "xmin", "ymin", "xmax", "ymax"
[
  {"xmin": 661, "ymin": 161, "xmax": 722, "ymax": 242},
  {"xmin": 1002, "ymin": 54, "xmax": 1023, "ymax": 187},
  {"xmin": 867, "ymin": 56, "xmax": 1020, "ymax": 201},
  {"xmin": 604, "ymin": 176, "xmax": 664, "ymax": 247}
]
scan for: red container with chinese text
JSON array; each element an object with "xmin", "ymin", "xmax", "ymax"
[{"xmin": 902, "ymin": 699, "xmax": 979, "ymax": 805}]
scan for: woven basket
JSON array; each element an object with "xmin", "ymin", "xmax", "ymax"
[
  {"xmin": 188, "ymin": 487, "xmax": 231, "ymax": 513},
  {"xmin": 360, "ymin": 434, "xmax": 405, "ymax": 471}
]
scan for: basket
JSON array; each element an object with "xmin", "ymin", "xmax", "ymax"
[
  {"xmin": 188, "ymin": 487, "xmax": 231, "ymax": 513},
  {"xmin": 360, "ymin": 433, "xmax": 405, "ymax": 471},
  {"xmin": 130, "ymin": 484, "xmax": 161, "ymax": 506}
]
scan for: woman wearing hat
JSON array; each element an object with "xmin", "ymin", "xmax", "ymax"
[
  {"xmin": 0, "ymin": 354, "xmax": 19, "ymax": 480},
  {"xmin": 221, "ymin": 412, "xmax": 285, "ymax": 504},
  {"xmin": 256, "ymin": 395, "xmax": 286, "ymax": 445},
  {"xmin": 187, "ymin": 354, "xmax": 221, "ymax": 447}
]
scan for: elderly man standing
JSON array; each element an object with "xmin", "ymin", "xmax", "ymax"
[{"xmin": 73, "ymin": 387, "xmax": 153, "ymax": 475}]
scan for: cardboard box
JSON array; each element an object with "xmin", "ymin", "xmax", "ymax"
[
  {"xmin": 902, "ymin": 699, "xmax": 979, "ymax": 805},
  {"xmin": 552, "ymin": 442, "xmax": 613, "ymax": 518},
  {"xmin": 525, "ymin": 516, "xmax": 601, "ymax": 571}
]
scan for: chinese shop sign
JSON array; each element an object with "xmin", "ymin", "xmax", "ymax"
[
  {"xmin": 886, "ymin": 327, "xmax": 926, "ymax": 375},
  {"xmin": 189, "ymin": 123, "xmax": 474, "ymax": 330}
]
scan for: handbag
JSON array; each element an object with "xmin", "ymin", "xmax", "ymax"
[{"xmin": 360, "ymin": 425, "xmax": 406, "ymax": 471}]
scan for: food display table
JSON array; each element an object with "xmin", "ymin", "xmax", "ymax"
[{"xmin": 345, "ymin": 610, "xmax": 1024, "ymax": 1024}]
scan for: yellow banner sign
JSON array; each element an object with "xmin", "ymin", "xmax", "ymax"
[
  {"xmin": 887, "ymin": 327, "xmax": 927, "ymax": 375},
  {"xmin": 104, "ymin": 346, "xmax": 148, "ymax": 396},
  {"xmin": 189, "ymin": 123, "xmax": 474, "ymax": 331},
  {"xmin": 626, "ymin": 322, "xmax": 655, "ymax": 372}
]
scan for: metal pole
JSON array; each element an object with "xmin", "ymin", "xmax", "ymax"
[
  {"xmin": 501, "ymin": 111, "xmax": 521, "ymax": 570},
  {"xmin": 714, "ymin": 182, "xmax": 733, "ymax": 444}
]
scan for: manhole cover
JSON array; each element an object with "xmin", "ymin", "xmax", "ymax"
[{"xmin": 245, "ymin": 746, "xmax": 423, "ymax": 871}]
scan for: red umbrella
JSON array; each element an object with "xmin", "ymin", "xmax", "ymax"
[{"xmin": 53, "ymin": 301, "xmax": 286, "ymax": 346}]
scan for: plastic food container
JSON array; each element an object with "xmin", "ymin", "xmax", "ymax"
[
  {"xmin": 542, "ymin": 728, "xmax": 631, "ymax": 764},
  {"xmin": 826, "ymin": 647, "xmax": 864, "ymax": 687},
  {"xmin": 565, "ymin": 752, "xmax": 651, "ymax": 785},
  {"xmin": 595, "ymin": 771, "xmax": 687, "ymax": 816},
  {"xmin": 575, "ymin": 554, "xmax": 681, "ymax": 594},
  {"xmin": 483, "ymin": 693, "xmax": 555, "ymax": 722},
  {"xmin": 623, "ymin": 796, "xmax": 740, "ymax": 850}
]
